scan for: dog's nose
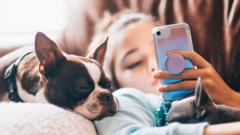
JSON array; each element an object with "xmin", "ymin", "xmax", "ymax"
[{"xmin": 98, "ymin": 92, "xmax": 113, "ymax": 103}]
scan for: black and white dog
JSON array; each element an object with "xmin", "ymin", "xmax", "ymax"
[{"xmin": 0, "ymin": 32, "xmax": 117, "ymax": 120}]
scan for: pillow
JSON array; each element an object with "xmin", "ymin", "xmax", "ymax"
[{"xmin": 0, "ymin": 102, "xmax": 96, "ymax": 135}]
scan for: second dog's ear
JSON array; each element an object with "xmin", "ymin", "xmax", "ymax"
[
  {"xmin": 35, "ymin": 32, "xmax": 65, "ymax": 77},
  {"xmin": 195, "ymin": 77, "xmax": 212, "ymax": 107},
  {"xmin": 87, "ymin": 37, "xmax": 108, "ymax": 66},
  {"xmin": 194, "ymin": 77, "xmax": 213, "ymax": 119}
]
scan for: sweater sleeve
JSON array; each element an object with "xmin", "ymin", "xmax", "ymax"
[{"xmin": 94, "ymin": 88, "xmax": 208, "ymax": 135}]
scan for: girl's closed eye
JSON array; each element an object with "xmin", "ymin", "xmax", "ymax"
[
  {"xmin": 125, "ymin": 60, "xmax": 143, "ymax": 69},
  {"xmin": 122, "ymin": 53, "xmax": 145, "ymax": 70}
]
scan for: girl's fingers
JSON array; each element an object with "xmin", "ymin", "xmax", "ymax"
[
  {"xmin": 153, "ymin": 69, "xmax": 205, "ymax": 80},
  {"xmin": 153, "ymin": 50, "xmax": 212, "ymax": 93},
  {"xmin": 157, "ymin": 80, "xmax": 196, "ymax": 92},
  {"xmin": 168, "ymin": 50, "xmax": 211, "ymax": 68},
  {"xmin": 152, "ymin": 50, "xmax": 211, "ymax": 80}
]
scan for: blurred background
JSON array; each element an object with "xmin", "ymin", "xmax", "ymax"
[{"xmin": 0, "ymin": 0, "xmax": 68, "ymax": 48}]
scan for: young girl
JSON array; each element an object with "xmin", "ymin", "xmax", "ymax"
[
  {"xmin": 90, "ymin": 11, "xmax": 240, "ymax": 135},
  {"xmin": 89, "ymin": 11, "xmax": 160, "ymax": 93}
]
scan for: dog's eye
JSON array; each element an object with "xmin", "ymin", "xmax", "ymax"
[
  {"xmin": 75, "ymin": 85, "xmax": 91, "ymax": 91},
  {"xmin": 75, "ymin": 78, "xmax": 94, "ymax": 92},
  {"xmin": 103, "ymin": 81, "xmax": 112, "ymax": 89},
  {"xmin": 99, "ymin": 79, "xmax": 112, "ymax": 89},
  {"xmin": 98, "ymin": 73, "xmax": 113, "ymax": 90}
]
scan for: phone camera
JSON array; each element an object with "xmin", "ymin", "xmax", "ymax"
[{"xmin": 156, "ymin": 31, "xmax": 161, "ymax": 36}]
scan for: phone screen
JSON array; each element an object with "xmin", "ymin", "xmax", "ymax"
[{"xmin": 153, "ymin": 24, "xmax": 194, "ymax": 101}]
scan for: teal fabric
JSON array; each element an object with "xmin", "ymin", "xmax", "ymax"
[
  {"xmin": 94, "ymin": 88, "xmax": 208, "ymax": 135},
  {"xmin": 156, "ymin": 101, "xmax": 172, "ymax": 126}
]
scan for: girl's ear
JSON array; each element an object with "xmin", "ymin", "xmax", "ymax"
[{"xmin": 87, "ymin": 37, "xmax": 108, "ymax": 66}]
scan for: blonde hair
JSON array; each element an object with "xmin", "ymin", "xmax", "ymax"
[{"xmin": 89, "ymin": 10, "xmax": 156, "ymax": 89}]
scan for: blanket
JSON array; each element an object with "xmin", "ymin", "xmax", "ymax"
[{"xmin": 0, "ymin": 102, "xmax": 96, "ymax": 135}]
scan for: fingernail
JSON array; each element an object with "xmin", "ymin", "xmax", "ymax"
[
  {"xmin": 158, "ymin": 85, "xmax": 167, "ymax": 92},
  {"xmin": 167, "ymin": 51, "xmax": 175, "ymax": 55},
  {"xmin": 167, "ymin": 50, "xmax": 180, "ymax": 55},
  {"xmin": 153, "ymin": 73, "xmax": 158, "ymax": 78},
  {"xmin": 152, "ymin": 72, "xmax": 160, "ymax": 78}
]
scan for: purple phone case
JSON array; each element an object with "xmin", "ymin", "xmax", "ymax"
[{"xmin": 152, "ymin": 23, "xmax": 194, "ymax": 101}]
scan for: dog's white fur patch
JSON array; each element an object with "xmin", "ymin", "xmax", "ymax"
[
  {"xmin": 73, "ymin": 88, "xmax": 103, "ymax": 120},
  {"xmin": 16, "ymin": 78, "xmax": 48, "ymax": 103},
  {"xmin": 74, "ymin": 103, "xmax": 100, "ymax": 120},
  {"xmin": 82, "ymin": 62, "xmax": 101, "ymax": 84}
]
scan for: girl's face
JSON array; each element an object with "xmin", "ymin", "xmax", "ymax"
[{"xmin": 109, "ymin": 21, "xmax": 161, "ymax": 93}]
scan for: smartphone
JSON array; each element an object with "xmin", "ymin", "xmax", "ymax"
[{"xmin": 152, "ymin": 23, "xmax": 194, "ymax": 101}]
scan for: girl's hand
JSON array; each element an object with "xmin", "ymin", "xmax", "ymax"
[{"xmin": 153, "ymin": 50, "xmax": 240, "ymax": 108}]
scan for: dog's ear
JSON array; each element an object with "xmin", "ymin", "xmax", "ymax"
[
  {"xmin": 35, "ymin": 32, "xmax": 65, "ymax": 77},
  {"xmin": 195, "ymin": 77, "xmax": 212, "ymax": 107},
  {"xmin": 87, "ymin": 37, "xmax": 108, "ymax": 66},
  {"xmin": 194, "ymin": 77, "xmax": 213, "ymax": 119}
]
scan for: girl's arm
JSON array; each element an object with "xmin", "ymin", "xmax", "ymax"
[{"xmin": 204, "ymin": 122, "xmax": 240, "ymax": 135}]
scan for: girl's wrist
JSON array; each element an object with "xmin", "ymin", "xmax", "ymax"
[{"xmin": 230, "ymin": 91, "xmax": 240, "ymax": 108}]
